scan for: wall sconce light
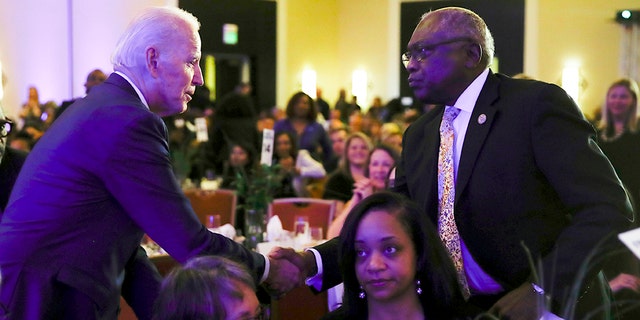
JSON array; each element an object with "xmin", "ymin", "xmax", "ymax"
[
  {"xmin": 561, "ymin": 60, "xmax": 582, "ymax": 103},
  {"xmin": 301, "ymin": 68, "xmax": 317, "ymax": 99},
  {"xmin": 352, "ymin": 69, "xmax": 367, "ymax": 105}
]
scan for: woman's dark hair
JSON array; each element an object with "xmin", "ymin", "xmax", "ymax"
[
  {"xmin": 285, "ymin": 91, "xmax": 317, "ymax": 122},
  {"xmin": 338, "ymin": 191, "xmax": 464, "ymax": 319},
  {"xmin": 229, "ymin": 140, "xmax": 257, "ymax": 170},
  {"xmin": 273, "ymin": 130, "xmax": 299, "ymax": 161}
]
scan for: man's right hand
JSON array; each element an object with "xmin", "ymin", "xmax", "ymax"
[{"xmin": 269, "ymin": 247, "xmax": 318, "ymax": 281}]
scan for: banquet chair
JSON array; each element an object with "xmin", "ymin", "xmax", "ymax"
[
  {"xmin": 183, "ymin": 188, "xmax": 237, "ymax": 227},
  {"xmin": 268, "ymin": 198, "xmax": 337, "ymax": 238}
]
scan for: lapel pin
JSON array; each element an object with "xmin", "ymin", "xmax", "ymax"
[{"xmin": 477, "ymin": 114, "xmax": 487, "ymax": 125}]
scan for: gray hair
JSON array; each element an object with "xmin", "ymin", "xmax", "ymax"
[
  {"xmin": 111, "ymin": 6, "xmax": 200, "ymax": 70},
  {"xmin": 421, "ymin": 7, "xmax": 495, "ymax": 68}
]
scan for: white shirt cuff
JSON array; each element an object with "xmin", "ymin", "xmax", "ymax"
[
  {"xmin": 259, "ymin": 253, "xmax": 270, "ymax": 284},
  {"xmin": 304, "ymin": 248, "xmax": 323, "ymax": 291}
]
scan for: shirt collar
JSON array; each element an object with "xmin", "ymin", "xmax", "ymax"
[
  {"xmin": 114, "ymin": 71, "xmax": 149, "ymax": 110},
  {"xmin": 451, "ymin": 68, "xmax": 490, "ymax": 114}
]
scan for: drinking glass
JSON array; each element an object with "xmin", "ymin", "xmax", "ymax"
[{"xmin": 206, "ymin": 214, "xmax": 222, "ymax": 229}]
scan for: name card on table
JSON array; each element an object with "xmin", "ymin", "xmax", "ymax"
[
  {"xmin": 260, "ymin": 129, "xmax": 274, "ymax": 165},
  {"xmin": 619, "ymin": 227, "xmax": 640, "ymax": 260}
]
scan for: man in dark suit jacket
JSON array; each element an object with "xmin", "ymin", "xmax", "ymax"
[
  {"xmin": 0, "ymin": 7, "xmax": 297, "ymax": 319},
  {"xmin": 273, "ymin": 7, "xmax": 633, "ymax": 319}
]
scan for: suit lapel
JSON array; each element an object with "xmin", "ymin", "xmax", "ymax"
[{"xmin": 456, "ymin": 72, "xmax": 500, "ymax": 201}]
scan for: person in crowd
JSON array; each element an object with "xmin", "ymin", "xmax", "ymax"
[
  {"xmin": 366, "ymin": 96, "xmax": 386, "ymax": 121},
  {"xmin": 220, "ymin": 141, "xmax": 258, "ymax": 190},
  {"xmin": 381, "ymin": 131, "xmax": 403, "ymax": 155},
  {"xmin": 18, "ymin": 85, "xmax": 43, "ymax": 128},
  {"xmin": 57, "ymin": 69, "xmax": 109, "ymax": 119},
  {"xmin": 7, "ymin": 130, "xmax": 33, "ymax": 152},
  {"xmin": 322, "ymin": 191, "xmax": 465, "ymax": 320},
  {"xmin": 0, "ymin": 7, "xmax": 297, "ymax": 319},
  {"xmin": 272, "ymin": 131, "xmax": 326, "ymax": 198},
  {"xmin": 316, "ymin": 87, "xmax": 331, "ymax": 121},
  {"xmin": 348, "ymin": 111, "xmax": 364, "ymax": 133},
  {"xmin": 596, "ymin": 78, "xmax": 640, "ymax": 319},
  {"xmin": 324, "ymin": 126, "xmax": 349, "ymax": 173},
  {"xmin": 335, "ymin": 88, "xmax": 349, "ymax": 123},
  {"xmin": 274, "ymin": 91, "xmax": 333, "ymax": 166},
  {"xmin": 153, "ymin": 256, "xmax": 262, "ymax": 320},
  {"xmin": 597, "ymin": 78, "xmax": 640, "ymax": 209},
  {"xmin": 201, "ymin": 82, "xmax": 260, "ymax": 178},
  {"xmin": 328, "ymin": 144, "xmax": 399, "ymax": 238},
  {"xmin": 0, "ymin": 108, "xmax": 27, "ymax": 213},
  {"xmin": 323, "ymin": 132, "xmax": 373, "ymax": 203},
  {"xmin": 272, "ymin": 7, "xmax": 633, "ymax": 319}
]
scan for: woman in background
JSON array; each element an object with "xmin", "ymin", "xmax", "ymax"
[
  {"xmin": 272, "ymin": 131, "xmax": 326, "ymax": 198},
  {"xmin": 323, "ymin": 132, "xmax": 373, "ymax": 203},
  {"xmin": 274, "ymin": 91, "xmax": 333, "ymax": 166}
]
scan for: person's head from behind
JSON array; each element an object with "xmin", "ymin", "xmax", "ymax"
[
  {"xmin": 84, "ymin": 69, "xmax": 108, "ymax": 94},
  {"xmin": 111, "ymin": 6, "xmax": 204, "ymax": 117},
  {"xmin": 342, "ymin": 132, "xmax": 373, "ymax": 174},
  {"xmin": 338, "ymin": 192, "xmax": 462, "ymax": 318},
  {"xmin": 285, "ymin": 91, "xmax": 316, "ymax": 122},
  {"xmin": 153, "ymin": 256, "xmax": 260, "ymax": 320},
  {"xmin": 365, "ymin": 144, "xmax": 399, "ymax": 191},
  {"xmin": 601, "ymin": 78, "xmax": 639, "ymax": 133},
  {"xmin": 404, "ymin": 7, "xmax": 494, "ymax": 106}
]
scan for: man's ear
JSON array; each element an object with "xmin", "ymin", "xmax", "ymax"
[
  {"xmin": 465, "ymin": 43, "xmax": 483, "ymax": 68},
  {"xmin": 146, "ymin": 47, "xmax": 160, "ymax": 77}
]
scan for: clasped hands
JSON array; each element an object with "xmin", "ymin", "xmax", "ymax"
[{"xmin": 263, "ymin": 247, "xmax": 315, "ymax": 299}]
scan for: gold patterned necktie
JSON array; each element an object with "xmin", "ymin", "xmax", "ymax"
[{"xmin": 437, "ymin": 106, "xmax": 470, "ymax": 299}]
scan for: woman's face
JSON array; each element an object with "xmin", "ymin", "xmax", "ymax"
[
  {"xmin": 294, "ymin": 95, "xmax": 311, "ymax": 118},
  {"xmin": 607, "ymin": 85, "xmax": 635, "ymax": 120},
  {"xmin": 223, "ymin": 282, "xmax": 261, "ymax": 320},
  {"xmin": 230, "ymin": 146, "xmax": 249, "ymax": 168},
  {"xmin": 355, "ymin": 210, "xmax": 417, "ymax": 305},
  {"xmin": 347, "ymin": 137, "xmax": 370, "ymax": 167},
  {"xmin": 275, "ymin": 134, "xmax": 292, "ymax": 157},
  {"xmin": 368, "ymin": 149, "xmax": 395, "ymax": 190}
]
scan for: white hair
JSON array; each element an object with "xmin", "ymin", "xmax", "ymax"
[{"xmin": 111, "ymin": 6, "xmax": 200, "ymax": 70}]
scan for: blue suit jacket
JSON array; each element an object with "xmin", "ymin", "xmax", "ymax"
[{"xmin": 0, "ymin": 74, "xmax": 265, "ymax": 319}]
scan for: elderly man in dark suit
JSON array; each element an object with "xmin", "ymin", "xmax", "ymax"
[
  {"xmin": 0, "ymin": 7, "xmax": 297, "ymax": 319},
  {"xmin": 273, "ymin": 7, "xmax": 633, "ymax": 319}
]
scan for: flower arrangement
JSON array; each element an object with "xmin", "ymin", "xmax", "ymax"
[{"xmin": 234, "ymin": 163, "xmax": 281, "ymax": 211}]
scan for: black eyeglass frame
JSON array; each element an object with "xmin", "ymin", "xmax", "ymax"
[{"xmin": 401, "ymin": 37, "xmax": 475, "ymax": 68}]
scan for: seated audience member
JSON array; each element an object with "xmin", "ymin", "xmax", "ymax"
[
  {"xmin": 153, "ymin": 256, "xmax": 261, "ymax": 320},
  {"xmin": 327, "ymin": 144, "xmax": 399, "ymax": 238},
  {"xmin": 272, "ymin": 131, "xmax": 326, "ymax": 198},
  {"xmin": 323, "ymin": 132, "xmax": 373, "ymax": 203},
  {"xmin": 7, "ymin": 131, "xmax": 33, "ymax": 152},
  {"xmin": 322, "ymin": 191, "xmax": 465, "ymax": 320},
  {"xmin": 324, "ymin": 126, "xmax": 349, "ymax": 174},
  {"xmin": 57, "ymin": 69, "xmax": 109, "ymax": 119},
  {"xmin": 220, "ymin": 142, "xmax": 258, "ymax": 190}
]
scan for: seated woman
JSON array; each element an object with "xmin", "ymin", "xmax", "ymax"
[
  {"xmin": 327, "ymin": 144, "xmax": 399, "ymax": 238},
  {"xmin": 323, "ymin": 132, "xmax": 373, "ymax": 202},
  {"xmin": 272, "ymin": 131, "xmax": 326, "ymax": 198},
  {"xmin": 323, "ymin": 192, "xmax": 465, "ymax": 320},
  {"xmin": 153, "ymin": 255, "xmax": 261, "ymax": 320}
]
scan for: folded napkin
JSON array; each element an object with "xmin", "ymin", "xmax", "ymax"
[
  {"xmin": 266, "ymin": 215, "xmax": 289, "ymax": 242},
  {"xmin": 209, "ymin": 223, "xmax": 236, "ymax": 239}
]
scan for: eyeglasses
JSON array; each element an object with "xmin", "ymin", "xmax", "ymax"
[
  {"xmin": 0, "ymin": 119, "xmax": 12, "ymax": 138},
  {"xmin": 401, "ymin": 37, "xmax": 474, "ymax": 68}
]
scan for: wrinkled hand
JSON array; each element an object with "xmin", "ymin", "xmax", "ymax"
[
  {"xmin": 609, "ymin": 273, "xmax": 640, "ymax": 293},
  {"xmin": 264, "ymin": 253, "xmax": 301, "ymax": 298},
  {"xmin": 488, "ymin": 283, "xmax": 544, "ymax": 320}
]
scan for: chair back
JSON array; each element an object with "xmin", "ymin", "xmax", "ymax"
[
  {"xmin": 268, "ymin": 198, "xmax": 337, "ymax": 238},
  {"xmin": 184, "ymin": 188, "xmax": 237, "ymax": 227}
]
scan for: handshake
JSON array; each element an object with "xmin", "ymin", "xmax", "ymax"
[{"xmin": 262, "ymin": 246, "xmax": 319, "ymax": 298}]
